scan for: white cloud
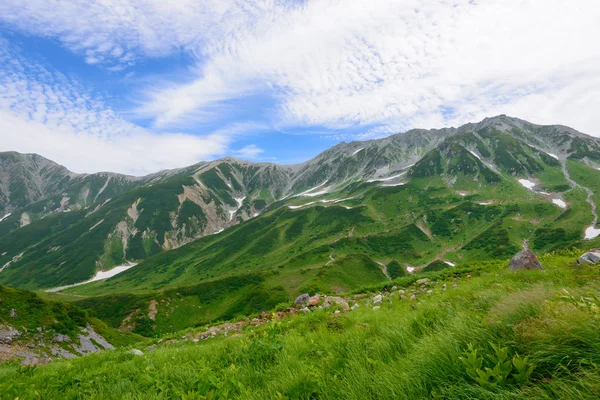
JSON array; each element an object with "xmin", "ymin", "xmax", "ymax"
[
  {"xmin": 130, "ymin": 0, "xmax": 600, "ymax": 135},
  {"xmin": 2, "ymin": 0, "xmax": 600, "ymax": 143},
  {"xmin": 234, "ymin": 144, "xmax": 263, "ymax": 159},
  {"xmin": 0, "ymin": 42, "xmax": 232, "ymax": 175}
]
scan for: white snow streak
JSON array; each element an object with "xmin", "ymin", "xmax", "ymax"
[
  {"xmin": 0, "ymin": 213, "xmax": 11, "ymax": 223},
  {"xmin": 45, "ymin": 263, "xmax": 137, "ymax": 292},
  {"xmin": 444, "ymin": 261, "xmax": 456, "ymax": 267},
  {"xmin": 351, "ymin": 148, "xmax": 364, "ymax": 156},
  {"xmin": 468, "ymin": 150, "xmax": 482, "ymax": 160},
  {"xmin": 552, "ymin": 199, "xmax": 567, "ymax": 209},
  {"xmin": 229, "ymin": 197, "xmax": 246, "ymax": 221},
  {"xmin": 518, "ymin": 179, "xmax": 536, "ymax": 189},
  {"xmin": 367, "ymin": 171, "xmax": 407, "ymax": 182},
  {"xmin": 584, "ymin": 225, "xmax": 600, "ymax": 240},
  {"xmin": 296, "ymin": 181, "xmax": 329, "ymax": 197}
]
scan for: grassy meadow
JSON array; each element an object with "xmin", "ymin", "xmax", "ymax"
[{"xmin": 2, "ymin": 249, "xmax": 600, "ymax": 399}]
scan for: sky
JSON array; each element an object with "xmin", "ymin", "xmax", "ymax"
[{"xmin": 1, "ymin": 0, "xmax": 599, "ymax": 175}]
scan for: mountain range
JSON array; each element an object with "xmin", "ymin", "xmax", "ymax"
[{"xmin": 1, "ymin": 115, "xmax": 600, "ymax": 336}]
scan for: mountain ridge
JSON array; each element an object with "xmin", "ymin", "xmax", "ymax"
[{"xmin": 1, "ymin": 115, "xmax": 600, "ymax": 295}]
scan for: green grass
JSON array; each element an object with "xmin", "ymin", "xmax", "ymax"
[{"xmin": 2, "ymin": 250, "xmax": 600, "ymax": 399}]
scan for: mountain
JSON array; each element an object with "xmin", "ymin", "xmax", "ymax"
[{"xmin": 1, "ymin": 115, "xmax": 600, "ymax": 335}]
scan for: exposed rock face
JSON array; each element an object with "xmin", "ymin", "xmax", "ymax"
[
  {"xmin": 509, "ymin": 249, "xmax": 543, "ymax": 270},
  {"xmin": 0, "ymin": 323, "xmax": 113, "ymax": 366},
  {"xmin": 579, "ymin": 250, "xmax": 600, "ymax": 265},
  {"xmin": 294, "ymin": 294, "xmax": 310, "ymax": 306}
]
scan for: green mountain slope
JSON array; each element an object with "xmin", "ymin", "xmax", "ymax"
[{"xmin": 1, "ymin": 116, "xmax": 599, "ymax": 330}]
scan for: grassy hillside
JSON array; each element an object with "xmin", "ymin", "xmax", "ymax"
[
  {"xmin": 46, "ymin": 157, "xmax": 598, "ymax": 337},
  {"xmin": 2, "ymin": 250, "xmax": 600, "ymax": 398}
]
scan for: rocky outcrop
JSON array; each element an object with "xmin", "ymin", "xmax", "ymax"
[
  {"xmin": 0, "ymin": 323, "xmax": 114, "ymax": 366},
  {"xmin": 509, "ymin": 249, "xmax": 543, "ymax": 270},
  {"xmin": 579, "ymin": 250, "xmax": 600, "ymax": 265}
]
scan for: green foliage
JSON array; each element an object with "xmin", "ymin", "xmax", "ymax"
[
  {"xmin": 3, "ymin": 252, "xmax": 600, "ymax": 399},
  {"xmin": 421, "ymin": 260, "xmax": 449, "ymax": 273},
  {"xmin": 387, "ymin": 260, "xmax": 407, "ymax": 279},
  {"xmin": 460, "ymin": 343, "xmax": 534, "ymax": 389}
]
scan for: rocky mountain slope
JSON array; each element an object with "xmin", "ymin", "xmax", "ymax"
[
  {"xmin": 1, "ymin": 115, "xmax": 600, "ymax": 297},
  {"xmin": 0, "ymin": 285, "xmax": 139, "ymax": 365}
]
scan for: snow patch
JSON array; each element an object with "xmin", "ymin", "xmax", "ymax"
[
  {"xmin": 0, "ymin": 213, "xmax": 11, "ymax": 223},
  {"xmin": 444, "ymin": 261, "xmax": 456, "ymax": 267},
  {"xmin": 45, "ymin": 263, "xmax": 137, "ymax": 292},
  {"xmin": 0, "ymin": 252, "xmax": 24, "ymax": 273},
  {"xmin": 288, "ymin": 197, "xmax": 355, "ymax": 210},
  {"xmin": 382, "ymin": 182, "xmax": 406, "ymax": 187},
  {"xmin": 296, "ymin": 181, "xmax": 329, "ymax": 197},
  {"xmin": 518, "ymin": 179, "xmax": 536, "ymax": 190},
  {"xmin": 406, "ymin": 267, "xmax": 415, "ymax": 273},
  {"xmin": 468, "ymin": 150, "xmax": 482, "ymax": 160},
  {"xmin": 584, "ymin": 225, "xmax": 600, "ymax": 240},
  {"xmin": 552, "ymin": 199, "xmax": 567, "ymax": 209},
  {"xmin": 547, "ymin": 152, "xmax": 559, "ymax": 160},
  {"xmin": 351, "ymin": 148, "xmax": 364, "ymax": 156},
  {"xmin": 477, "ymin": 201, "xmax": 494, "ymax": 205},
  {"xmin": 229, "ymin": 197, "xmax": 246, "ymax": 221},
  {"xmin": 367, "ymin": 172, "xmax": 406, "ymax": 182}
]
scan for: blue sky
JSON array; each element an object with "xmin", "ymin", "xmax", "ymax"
[{"xmin": 1, "ymin": 1, "xmax": 599, "ymax": 175}]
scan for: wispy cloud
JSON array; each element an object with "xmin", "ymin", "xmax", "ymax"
[
  {"xmin": 234, "ymin": 144, "xmax": 263, "ymax": 159},
  {"xmin": 1, "ymin": 0, "xmax": 600, "ymax": 153},
  {"xmin": 0, "ymin": 40, "xmax": 237, "ymax": 175}
]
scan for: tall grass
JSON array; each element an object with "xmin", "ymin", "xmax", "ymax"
[{"xmin": 1, "ymin": 251, "xmax": 600, "ymax": 399}]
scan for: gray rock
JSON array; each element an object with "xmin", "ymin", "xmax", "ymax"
[
  {"xmin": 391, "ymin": 286, "xmax": 398, "ymax": 291},
  {"xmin": 351, "ymin": 303, "xmax": 359, "ymax": 311},
  {"xmin": 410, "ymin": 295, "xmax": 417, "ymax": 301},
  {"xmin": 10, "ymin": 309, "xmax": 17, "ymax": 318},
  {"xmin": 372, "ymin": 306, "xmax": 381, "ymax": 311},
  {"xmin": 509, "ymin": 248, "xmax": 543, "ymax": 270},
  {"xmin": 416, "ymin": 278, "xmax": 429, "ymax": 285},
  {"xmin": 127, "ymin": 349, "xmax": 144, "ymax": 356},
  {"xmin": 294, "ymin": 294, "xmax": 310, "ymax": 306},
  {"xmin": 579, "ymin": 251, "xmax": 600, "ymax": 265},
  {"xmin": 301, "ymin": 307, "xmax": 310, "ymax": 313},
  {"xmin": 0, "ymin": 325, "xmax": 20, "ymax": 344},
  {"xmin": 373, "ymin": 294, "xmax": 383, "ymax": 304},
  {"xmin": 54, "ymin": 334, "xmax": 71, "ymax": 343}
]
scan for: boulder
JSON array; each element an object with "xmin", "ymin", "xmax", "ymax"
[
  {"xmin": 373, "ymin": 294, "xmax": 383, "ymax": 304},
  {"xmin": 294, "ymin": 294, "xmax": 310, "ymax": 306},
  {"xmin": 323, "ymin": 296, "xmax": 350, "ymax": 311},
  {"xmin": 351, "ymin": 303, "xmax": 359, "ymax": 311},
  {"xmin": 54, "ymin": 334, "xmax": 71, "ymax": 343},
  {"xmin": 308, "ymin": 295, "xmax": 321, "ymax": 306},
  {"xmin": 509, "ymin": 248, "xmax": 543, "ymax": 270},
  {"xmin": 127, "ymin": 349, "xmax": 144, "ymax": 356},
  {"xmin": 416, "ymin": 278, "xmax": 429, "ymax": 285},
  {"xmin": 579, "ymin": 251, "xmax": 600, "ymax": 265}
]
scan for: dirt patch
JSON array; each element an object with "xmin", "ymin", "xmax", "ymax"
[{"xmin": 148, "ymin": 300, "xmax": 159, "ymax": 321}]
